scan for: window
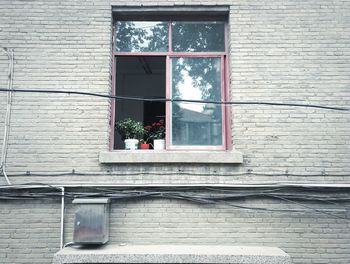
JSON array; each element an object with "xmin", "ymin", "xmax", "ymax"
[{"xmin": 111, "ymin": 16, "xmax": 229, "ymax": 150}]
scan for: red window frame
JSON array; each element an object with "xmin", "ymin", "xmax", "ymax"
[{"xmin": 110, "ymin": 20, "xmax": 231, "ymax": 151}]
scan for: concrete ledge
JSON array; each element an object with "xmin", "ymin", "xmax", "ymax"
[
  {"xmin": 99, "ymin": 150, "xmax": 243, "ymax": 164},
  {"xmin": 53, "ymin": 245, "xmax": 292, "ymax": 264}
]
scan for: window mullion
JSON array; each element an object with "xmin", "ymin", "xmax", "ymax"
[
  {"xmin": 220, "ymin": 55, "xmax": 226, "ymax": 149},
  {"xmin": 166, "ymin": 21, "xmax": 171, "ymax": 149},
  {"xmin": 168, "ymin": 21, "xmax": 172, "ymax": 52},
  {"xmin": 165, "ymin": 56, "xmax": 171, "ymax": 149}
]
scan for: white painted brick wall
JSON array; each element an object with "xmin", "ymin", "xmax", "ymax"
[
  {"xmin": 0, "ymin": 0, "xmax": 349, "ymax": 263},
  {"xmin": 0, "ymin": 0, "xmax": 348, "ymax": 184}
]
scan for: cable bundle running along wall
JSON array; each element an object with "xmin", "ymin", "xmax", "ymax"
[{"xmin": 0, "ymin": 184, "xmax": 349, "ymax": 220}]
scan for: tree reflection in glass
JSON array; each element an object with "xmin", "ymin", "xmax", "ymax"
[
  {"xmin": 172, "ymin": 21, "xmax": 225, "ymax": 52},
  {"xmin": 115, "ymin": 21, "xmax": 168, "ymax": 52},
  {"xmin": 171, "ymin": 57, "xmax": 223, "ymax": 146}
]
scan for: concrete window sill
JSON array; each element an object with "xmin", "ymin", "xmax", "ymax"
[{"xmin": 99, "ymin": 150, "xmax": 243, "ymax": 164}]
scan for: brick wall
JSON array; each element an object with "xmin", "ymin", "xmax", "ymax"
[
  {"xmin": 1, "ymin": 197, "xmax": 348, "ymax": 264},
  {"xmin": 0, "ymin": 0, "xmax": 111, "ymax": 177},
  {"xmin": 0, "ymin": 0, "xmax": 349, "ymax": 263},
  {"xmin": 0, "ymin": 200, "xmax": 61, "ymax": 263}
]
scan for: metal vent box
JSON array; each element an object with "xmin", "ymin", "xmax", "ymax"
[{"xmin": 72, "ymin": 198, "xmax": 110, "ymax": 244}]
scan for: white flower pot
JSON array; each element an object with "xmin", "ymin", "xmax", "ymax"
[
  {"xmin": 153, "ymin": 139, "xmax": 165, "ymax": 150},
  {"xmin": 124, "ymin": 139, "xmax": 139, "ymax": 150}
]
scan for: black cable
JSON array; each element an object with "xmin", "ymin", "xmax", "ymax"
[
  {"xmin": 2, "ymin": 183, "xmax": 350, "ymax": 196},
  {"xmin": 5, "ymin": 170, "xmax": 350, "ymax": 177},
  {"xmin": 0, "ymin": 88, "xmax": 348, "ymax": 111},
  {"xmin": 1, "ymin": 185, "xmax": 349, "ymax": 199},
  {"xmin": 266, "ymin": 194, "xmax": 348, "ymax": 220}
]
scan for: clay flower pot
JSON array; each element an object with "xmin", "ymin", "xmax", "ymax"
[{"xmin": 140, "ymin": 143, "xmax": 150, "ymax": 149}]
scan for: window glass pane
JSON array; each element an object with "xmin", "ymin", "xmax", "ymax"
[
  {"xmin": 115, "ymin": 21, "xmax": 168, "ymax": 52},
  {"xmin": 171, "ymin": 57, "xmax": 223, "ymax": 146},
  {"xmin": 172, "ymin": 22, "xmax": 225, "ymax": 52}
]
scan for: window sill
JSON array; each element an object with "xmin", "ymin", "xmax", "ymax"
[{"xmin": 99, "ymin": 150, "xmax": 243, "ymax": 164}]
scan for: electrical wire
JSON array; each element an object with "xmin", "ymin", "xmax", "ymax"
[
  {"xmin": 0, "ymin": 48, "xmax": 14, "ymax": 185},
  {"xmin": 0, "ymin": 88, "xmax": 348, "ymax": 111},
  {"xmin": 0, "ymin": 66, "xmax": 348, "ymax": 218},
  {"xmin": 3, "ymin": 182, "xmax": 350, "ymax": 190},
  {"xmin": 0, "ymin": 184, "xmax": 349, "ymax": 220},
  {"xmin": 4, "ymin": 170, "xmax": 350, "ymax": 178},
  {"xmin": 265, "ymin": 194, "xmax": 348, "ymax": 220}
]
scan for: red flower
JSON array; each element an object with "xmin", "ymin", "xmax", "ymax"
[{"xmin": 145, "ymin": 119, "xmax": 166, "ymax": 140}]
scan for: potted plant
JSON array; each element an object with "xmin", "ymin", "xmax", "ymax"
[
  {"xmin": 147, "ymin": 119, "xmax": 166, "ymax": 150},
  {"xmin": 115, "ymin": 118, "xmax": 144, "ymax": 150},
  {"xmin": 140, "ymin": 126, "xmax": 152, "ymax": 149},
  {"xmin": 140, "ymin": 141, "xmax": 151, "ymax": 149}
]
